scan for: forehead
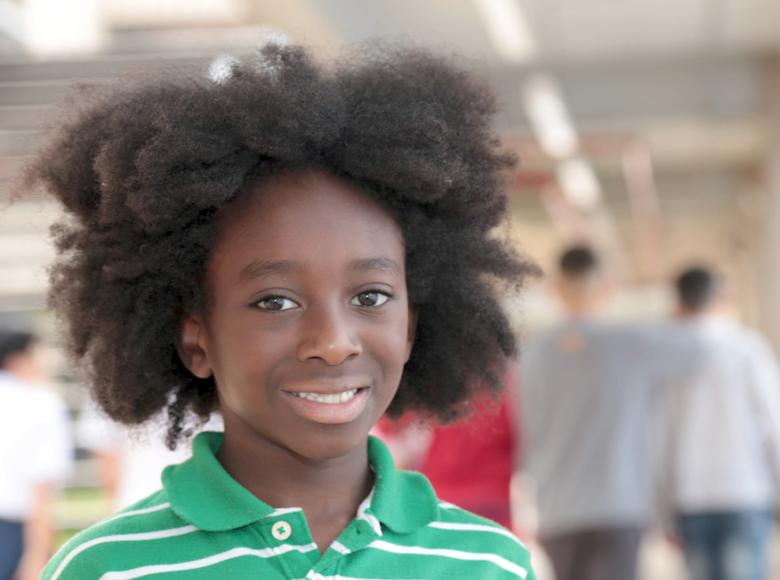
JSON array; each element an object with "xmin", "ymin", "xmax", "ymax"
[{"xmin": 209, "ymin": 171, "xmax": 404, "ymax": 277}]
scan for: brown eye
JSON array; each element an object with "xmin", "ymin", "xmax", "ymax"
[
  {"xmin": 255, "ymin": 296, "xmax": 298, "ymax": 311},
  {"xmin": 351, "ymin": 291, "xmax": 391, "ymax": 307}
]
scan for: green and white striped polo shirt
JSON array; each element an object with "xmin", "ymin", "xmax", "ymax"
[{"xmin": 44, "ymin": 432, "xmax": 535, "ymax": 579}]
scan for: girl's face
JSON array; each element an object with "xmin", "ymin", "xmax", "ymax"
[{"xmin": 182, "ymin": 172, "xmax": 414, "ymax": 461}]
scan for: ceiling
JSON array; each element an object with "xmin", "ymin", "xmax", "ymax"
[{"xmin": 0, "ymin": 0, "xmax": 778, "ymax": 311}]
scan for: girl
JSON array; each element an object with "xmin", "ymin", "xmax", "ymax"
[{"xmin": 29, "ymin": 43, "xmax": 538, "ymax": 579}]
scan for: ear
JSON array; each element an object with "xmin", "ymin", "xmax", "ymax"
[
  {"xmin": 177, "ymin": 314, "xmax": 213, "ymax": 379},
  {"xmin": 405, "ymin": 305, "xmax": 418, "ymax": 362}
]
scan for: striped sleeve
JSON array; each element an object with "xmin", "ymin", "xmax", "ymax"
[
  {"xmin": 340, "ymin": 502, "xmax": 535, "ymax": 579},
  {"xmin": 42, "ymin": 493, "xmax": 182, "ymax": 580},
  {"xmin": 434, "ymin": 502, "xmax": 534, "ymax": 578}
]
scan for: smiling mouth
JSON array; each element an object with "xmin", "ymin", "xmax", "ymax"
[
  {"xmin": 289, "ymin": 388, "xmax": 361, "ymax": 404},
  {"xmin": 281, "ymin": 386, "xmax": 371, "ymax": 424}
]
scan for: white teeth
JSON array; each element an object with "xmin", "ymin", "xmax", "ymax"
[{"xmin": 293, "ymin": 389, "xmax": 359, "ymax": 404}]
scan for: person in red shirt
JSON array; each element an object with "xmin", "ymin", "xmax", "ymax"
[{"xmin": 376, "ymin": 367, "xmax": 520, "ymax": 530}]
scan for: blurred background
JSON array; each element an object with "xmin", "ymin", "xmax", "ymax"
[{"xmin": 0, "ymin": 1, "xmax": 778, "ymax": 579}]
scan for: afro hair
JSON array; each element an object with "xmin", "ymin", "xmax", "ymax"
[{"xmin": 26, "ymin": 43, "xmax": 538, "ymax": 447}]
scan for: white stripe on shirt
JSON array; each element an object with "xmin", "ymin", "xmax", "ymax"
[
  {"xmin": 51, "ymin": 526, "xmax": 198, "ymax": 580},
  {"xmin": 108, "ymin": 503, "xmax": 172, "ymax": 522},
  {"xmin": 100, "ymin": 543, "xmax": 319, "ymax": 579},
  {"xmin": 428, "ymin": 521, "xmax": 526, "ymax": 547},
  {"xmin": 330, "ymin": 541, "xmax": 351, "ymax": 555},
  {"xmin": 302, "ymin": 573, "xmax": 397, "ymax": 580},
  {"xmin": 356, "ymin": 491, "xmax": 382, "ymax": 536},
  {"xmin": 265, "ymin": 507, "xmax": 304, "ymax": 518},
  {"xmin": 366, "ymin": 539, "xmax": 528, "ymax": 578}
]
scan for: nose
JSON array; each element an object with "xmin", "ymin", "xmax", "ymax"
[{"xmin": 296, "ymin": 303, "xmax": 362, "ymax": 365}]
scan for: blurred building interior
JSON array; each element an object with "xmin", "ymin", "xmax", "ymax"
[
  {"xmin": 1, "ymin": 2, "xmax": 779, "ymax": 577},
  {"xmin": 2, "ymin": 0, "xmax": 779, "ymax": 335}
]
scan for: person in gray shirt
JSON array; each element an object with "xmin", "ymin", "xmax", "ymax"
[{"xmin": 520, "ymin": 246, "xmax": 690, "ymax": 580}]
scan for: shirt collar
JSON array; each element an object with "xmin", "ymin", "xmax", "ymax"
[
  {"xmin": 366, "ymin": 434, "xmax": 439, "ymax": 533},
  {"xmin": 164, "ymin": 431, "xmax": 438, "ymax": 533}
]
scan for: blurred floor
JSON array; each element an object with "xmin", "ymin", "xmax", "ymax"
[
  {"xmin": 639, "ymin": 529, "xmax": 780, "ymax": 580},
  {"xmin": 638, "ymin": 533, "xmax": 688, "ymax": 580},
  {"xmin": 528, "ymin": 528, "xmax": 780, "ymax": 580}
]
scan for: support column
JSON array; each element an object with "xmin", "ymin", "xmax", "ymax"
[{"xmin": 755, "ymin": 58, "xmax": 780, "ymax": 353}]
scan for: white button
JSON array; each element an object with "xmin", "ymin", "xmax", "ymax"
[{"xmin": 272, "ymin": 520, "xmax": 292, "ymax": 541}]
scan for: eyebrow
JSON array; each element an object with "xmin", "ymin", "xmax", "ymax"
[
  {"xmin": 238, "ymin": 260, "xmax": 299, "ymax": 284},
  {"xmin": 238, "ymin": 257, "xmax": 401, "ymax": 283},
  {"xmin": 349, "ymin": 258, "xmax": 402, "ymax": 275}
]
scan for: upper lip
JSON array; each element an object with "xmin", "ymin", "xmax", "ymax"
[{"xmin": 281, "ymin": 377, "xmax": 371, "ymax": 395}]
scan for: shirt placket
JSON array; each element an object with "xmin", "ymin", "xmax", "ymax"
[
  {"xmin": 306, "ymin": 513, "xmax": 384, "ymax": 577},
  {"xmin": 257, "ymin": 511, "xmax": 319, "ymax": 578}
]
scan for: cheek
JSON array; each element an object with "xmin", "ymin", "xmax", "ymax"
[
  {"xmin": 371, "ymin": 311, "xmax": 412, "ymax": 377},
  {"xmin": 210, "ymin": 318, "xmax": 291, "ymax": 395}
]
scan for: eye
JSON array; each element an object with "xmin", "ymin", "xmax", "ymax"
[
  {"xmin": 253, "ymin": 296, "xmax": 299, "ymax": 312},
  {"xmin": 351, "ymin": 290, "xmax": 391, "ymax": 308}
]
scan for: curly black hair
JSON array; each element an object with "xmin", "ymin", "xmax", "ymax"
[{"xmin": 26, "ymin": 43, "xmax": 538, "ymax": 447}]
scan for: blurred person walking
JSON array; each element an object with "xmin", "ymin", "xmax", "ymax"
[
  {"xmin": 519, "ymin": 246, "xmax": 688, "ymax": 580},
  {"xmin": 662, "ymin": 267, "xmax": 780, "ymax": 580},
  {"xmin": 376, "ymin": 366, "xmax": 521, "ymax": 531},
  {"xmin": 77, "ymin": 403, "xmax": 223, "ymax": 511},
  {"xmin": 0, "ymin": 330, "xmax": 72, "ymax": 580}
]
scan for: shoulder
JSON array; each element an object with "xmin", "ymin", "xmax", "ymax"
[
  {"xmin": 521, "ymin": 326, "xmax": 564, "ymax": 368},
  {"xmin": 607, "ymin": 322, "xmax": 666, "ymax": 348},
  {"xmin": 32, "ymin": 387, "xmax": 68, "ymax": 420},
  {"xmin": 736, "ymin": 325, "xmax": 774, "ymax": 356},
  {"xmin": 705, "ymin": 322, "xmax": 775, "ymax": 366},
  {"xmin": 10, "ymin": 383, "xmax": 67, "ymax": 416},
  {"xmin": 0, "ymin": 375, "xmax": 59, "ymax": 407},
  {"xmin": 434, "ymin": 500, "xmax": 527, "ymax": 549},
  {"xmin": 422, "ymin": 501, "xmax": 534, "ymax": 578},
  {"xmin": 42, "ymin": 490, "xmax": 186, "ymax": 580},
  {"xmin": 0, "ymin": 381, "xmax": 68, "ymax": 434},
  {"xmin": 616, "ymin": 323, "xmax": 704, "ymax": 365}
]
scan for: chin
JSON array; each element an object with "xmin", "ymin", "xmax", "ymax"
[{"xmin": 291, "ymin": 425, "xmax": 371, "ymax": 462}]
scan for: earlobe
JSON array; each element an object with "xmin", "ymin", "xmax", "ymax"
[{"xmin": 177, "ymin": 316, "xmax": 213, "ymax": 379}]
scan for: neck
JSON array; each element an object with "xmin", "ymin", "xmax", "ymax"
[
  {"xmin": 216, "ymin": 419, "xmax": 373, "ymax": 527},
  {"xmin": 676, "ymin": 307, "xmax": 711, "ymax": 321}
]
